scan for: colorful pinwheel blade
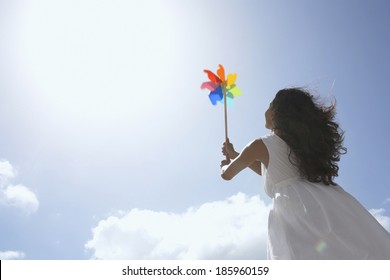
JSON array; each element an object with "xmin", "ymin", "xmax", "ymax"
[
  {"xmin": 208, "ymin": 86, "xmax": 223, "ymax": 105},
  {"xmin": 204, "ymin": 70, "xmax": 222, "ymax": 84},
  {"xmin": 226, "ymin": 73, "xmax": 237, "ymax": 86},
  {"xmin": 217, "ymin": 64, "xmax": 225, "ymax": 82},
  {"xmin": 227, "ymin": 84, "xmax": 242, "ymax": 97},
  {"xmin": 221, "ymin": 92, "xmax": 234, "ymax": 107},
  {"xmin": 200, "ymin": 81, "xmax": 220, "ymax": 91}
]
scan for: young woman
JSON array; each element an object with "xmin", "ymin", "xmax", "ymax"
[{"xmin": 221, "ymin": 88, "xmax": 390, "ymax": 259}]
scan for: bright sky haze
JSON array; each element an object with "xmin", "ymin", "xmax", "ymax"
[{"xmin": 0, "ymin": 0, "xmax": 389, "ymax": 259}]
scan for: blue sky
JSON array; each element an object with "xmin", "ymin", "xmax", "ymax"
[{"xmin": 0, "ymin": 0, "xmax": 389, "ymax": 260}]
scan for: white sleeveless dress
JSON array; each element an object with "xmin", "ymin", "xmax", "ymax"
[{"xmin": 261, "ymin": 133, "xmax": 390, "ymax": 259}]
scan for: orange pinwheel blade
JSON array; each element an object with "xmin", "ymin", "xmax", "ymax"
[{"xmin": 217, "ymin": 64, "xmax": 225, "ymax": 82}]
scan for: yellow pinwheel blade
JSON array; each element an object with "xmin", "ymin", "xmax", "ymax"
[{"xmin": 226, "ymin": 73, "xmax": 237, "ymax": 86}]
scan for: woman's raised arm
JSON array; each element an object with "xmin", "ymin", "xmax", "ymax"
[{"xmin": 220, "ymin": 139, "xmax": 269, "ymax": 180}]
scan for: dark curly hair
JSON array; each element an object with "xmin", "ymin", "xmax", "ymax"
[{"xmin": 271, "ymin": 88, "xmax": 347, "ymax": 185}]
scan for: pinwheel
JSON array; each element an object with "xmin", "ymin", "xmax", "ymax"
[
  {"xmin": 200, "ymin": 64, "xmax": 242, "ymax": 160},
  {"xmin": 200, "ymin": 64, "xmax": 242, "ymax": 106}
]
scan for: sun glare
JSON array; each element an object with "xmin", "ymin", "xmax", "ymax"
[{"xmin": 17, "ymin": 0, "xmax": 179, "ymax": 123}]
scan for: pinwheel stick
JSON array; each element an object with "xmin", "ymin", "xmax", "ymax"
[
  {"xmin": 222, "ymin": 83, "xmax": 230, "ymax": 162},
  {"xmin": 200, "ymin": 65, "xmax": 242, "ymax": 163}
]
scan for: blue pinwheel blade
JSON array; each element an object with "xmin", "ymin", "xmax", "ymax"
[{"xmin": 208, "ymin": 86, "xmax": 223, "ymax": 105}]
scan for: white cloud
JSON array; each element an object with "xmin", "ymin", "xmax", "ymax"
[
  {"xmin": 85, "ymin": 193, "xmax": 271, "ymax": 260},
  {"xmin": 0, "ymin": 250, "xmax": 26, "ymax": 260},
  {"xmin": 369, "ymin": 208, "xmax": 390, "ymax": 232},
  {"xmin": 0, "ymin": 160, "xmax": 39, "ymax": 214},
  {"xmin": 0, "ymin": 160, "xmax": 17, "ymax": 185},
  {"xmin": 3, "ymin": 185, "xmax": 40, "ymax": 214}
]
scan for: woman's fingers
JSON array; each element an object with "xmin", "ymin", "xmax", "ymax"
[
  {"xmin": 222, "ymin": 139, "xmax": 237, "ymax": 160},
  {"xmin": 220, "ymin": 159, "xmax": 231, "ymax": 167},
  {"xmin": 222, "ymin": 144, "xmax": 227, "ymax": 155}
]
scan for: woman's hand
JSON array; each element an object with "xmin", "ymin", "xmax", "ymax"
[
  {"xmin": 220, "ymin": 159, "xmax": 230, "ymax": 168},
  {"xmin": 222, "ymin": 138, "xmax": 239, "ymax": 160}
]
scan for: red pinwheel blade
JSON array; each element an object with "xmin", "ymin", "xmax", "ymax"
[{"xmin": 204, "ymin": 70, "xmax": 222, "ymax": 84}]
